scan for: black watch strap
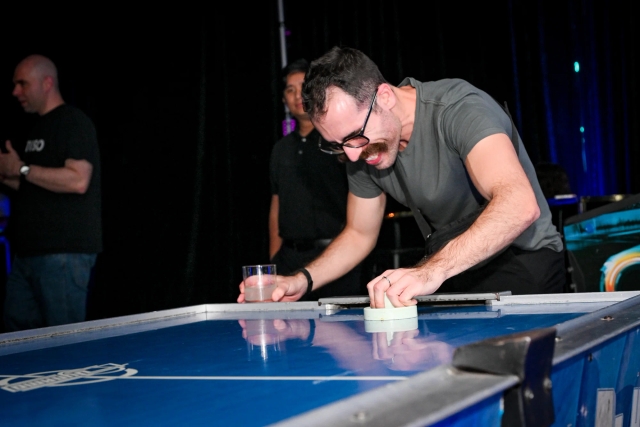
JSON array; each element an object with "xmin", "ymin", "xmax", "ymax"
[{"xmin": 295, "ymin": 268, "xmax": 313, "ymax": 295}]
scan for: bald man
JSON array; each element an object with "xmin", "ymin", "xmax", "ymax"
[{"xmin": 0, "ymin": 54, "xmax": 102, "ymax": 332}]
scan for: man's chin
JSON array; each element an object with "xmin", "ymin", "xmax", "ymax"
[{"xmin": 373, "ymin": 160, "xmax": 393, "ymax": 170}]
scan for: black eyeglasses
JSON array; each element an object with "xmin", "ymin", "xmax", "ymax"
[{"xmin": 319, "ymin": 91, "xmax": 377, "ymax": 155}]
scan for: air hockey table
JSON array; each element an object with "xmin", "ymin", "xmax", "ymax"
[{"xmin": 1, "ymin": 291, "xmax": 640, "ymax": 427}]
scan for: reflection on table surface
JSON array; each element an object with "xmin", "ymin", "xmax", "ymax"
[{"xmin": 235, "ymin": 304, "xmax": 593, "ymax": 375}]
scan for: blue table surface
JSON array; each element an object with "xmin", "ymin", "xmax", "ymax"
[{"xmin": 0, "ymin": 303, "xmax": 609, "ymax": 427}]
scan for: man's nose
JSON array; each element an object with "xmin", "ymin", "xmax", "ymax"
[
  {"xmin": 343, "ymin": 145, "xmax": 362, "ymax": 162},
  {"xmin": 12, "ymin": 85, "xmax": 21, "ymax": 97}
]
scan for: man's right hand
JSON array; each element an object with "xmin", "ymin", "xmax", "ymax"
[
  {"xmin": 271, "ymin": 271, "xmax": 309, "ymax": 302},
  {"xmin": 237, "ymin": 271, "xmax": 308, "ymax": 303}
]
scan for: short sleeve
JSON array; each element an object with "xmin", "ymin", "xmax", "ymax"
[
  {"xmin": 441, "ymin": 93, "xmax": 512, "ymax": 161},
  {"xmin": 346, "ymin": 161, "xmax": 383, "ymax": 198},
  {"xmin": 58, "ymin": 109, "xmax": 99, "ymax": 162}
]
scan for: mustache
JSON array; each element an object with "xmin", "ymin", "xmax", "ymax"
[{"xmin": 360, "ymin": 142, "xmax": 387, "ymax": 160}]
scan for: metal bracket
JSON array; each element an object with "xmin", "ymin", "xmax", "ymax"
[{"xmin": 451, "ymin": 326, "xmax": 557, "ymax": 427}]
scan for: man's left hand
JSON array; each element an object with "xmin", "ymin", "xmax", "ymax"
[{"xmin": 367, "ymin": 266, "xmax": 446, "ymax": 308}]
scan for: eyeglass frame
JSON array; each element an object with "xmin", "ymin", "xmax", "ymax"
[{"xmin": 319, "ymin": 90, "xmax": 377, "ymax": 154}]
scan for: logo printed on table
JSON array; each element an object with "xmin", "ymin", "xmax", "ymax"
[{"xmin": 0, "ymin": 363, "xmax": 137, "ymax": 392}]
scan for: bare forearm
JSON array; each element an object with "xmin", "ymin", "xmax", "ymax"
[
  {"xmin": 267, "ymin": 192, "xmax": 385, "ymax": 303},
  {"xmin": 304, "ymin": 192, "xmax": 385, "ymax": 291},
  {"xmin": 24, "ymin": 160, "xmax": 92, "ymax": 194},
  {"xmin": 418, "ymin": 181, "xmax": 539, "ymax": 280},
  {"xmin": 305, "ymin": 227, "xmax": 377, "ymax": 291},
  {"xmin": 423, "ymin": 133, "xmax": 541, "ymax": 280}
]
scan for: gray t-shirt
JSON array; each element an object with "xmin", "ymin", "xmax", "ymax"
[{"xmin": 347, "ymin": 77, "xmax": 562, "ymax": 252}]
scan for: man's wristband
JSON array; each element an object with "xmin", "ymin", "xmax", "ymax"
[{"xmin": 295, "ymin": 268, "xmax": 313, "ymax": 295}]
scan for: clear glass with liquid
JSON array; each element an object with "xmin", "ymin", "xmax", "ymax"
[{"xmin": 242, "ymin": 264, "xmax": 277, "ymax": 302}]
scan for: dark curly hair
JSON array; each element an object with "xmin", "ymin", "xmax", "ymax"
[{"xmin": 302, "ymin": 46, "xmax": 387, "ymax": 121}]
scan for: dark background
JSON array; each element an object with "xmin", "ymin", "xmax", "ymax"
[{"xmin": 0, "ymin": 1, "xmax": 637, "ymax": 322}]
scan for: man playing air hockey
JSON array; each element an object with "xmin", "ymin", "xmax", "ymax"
[{"xmin": 238, "ymin": 46, "xmax": 565, "ymax": 308}]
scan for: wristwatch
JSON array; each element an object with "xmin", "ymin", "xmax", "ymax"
[{"xmin": 19, "ymin": 164, "xmax": 31, "ymax": 176}]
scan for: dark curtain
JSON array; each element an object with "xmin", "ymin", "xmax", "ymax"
[
  {"xmin": 281, "ymin": 0, "xmax": 637, "ymax": 195},
  {"xmin": 0, "ymin": 1, "xmax": 636, "ymax": 321}
]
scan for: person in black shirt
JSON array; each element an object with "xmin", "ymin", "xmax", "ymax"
[{"xmin": 0, "ymin": 54, "xmax": 102, "ymax": 331}]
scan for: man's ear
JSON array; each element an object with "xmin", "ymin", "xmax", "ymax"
[
  {"xmin": 375, "ymin": 83, "xmax": 397, "ymax": 110},
  {"xmin": 42, "ymin": 76, "xmax": 54, "ymax": 92}
]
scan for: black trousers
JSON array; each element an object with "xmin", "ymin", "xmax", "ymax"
[
  {"xmin": 271, "ymin": 245, "xmax": 365, "ymax": 300},
  {"xmin": 436, "ymin": 247, "xmax": 566, "ymax": 295}
]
